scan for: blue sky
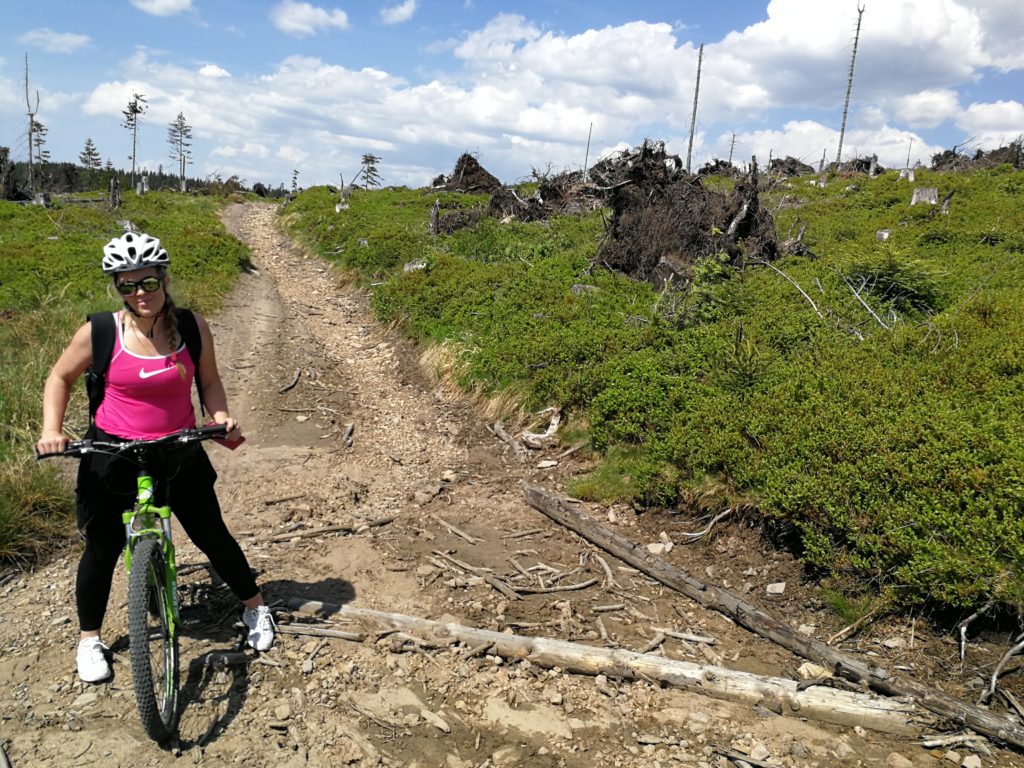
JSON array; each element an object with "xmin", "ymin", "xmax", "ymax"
[{"xmin": 2, "ymin": 0, "xmax": 1022, "ymax": 189}]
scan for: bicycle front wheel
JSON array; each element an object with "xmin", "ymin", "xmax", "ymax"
[{"xmin": 127, "ymin": 537, "xmax": 179, "ymax": 742}]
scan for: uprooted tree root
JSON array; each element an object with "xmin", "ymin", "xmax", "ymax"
[
  {"xmin": 437, "ymin": 153, "xmax": 503, "ymax": 194},
  {"xmin": 932, "ymin": 138, "xmax": 1024, "ymax": 172},
  {"xmin": 596, "ymin": 144, "xmax": 778, "ymax": 289}
]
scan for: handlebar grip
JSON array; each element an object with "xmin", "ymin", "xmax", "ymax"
[
  {"xmin": 35, "ymin": 440, "xmax": 88, "ymax": 459},
  {"xmin": 196, "ymin": 423, "xmax": 229, "ymax": 436}
]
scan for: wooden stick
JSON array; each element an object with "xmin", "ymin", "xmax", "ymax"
[
  {"xmin": 523, "ymin": 483, "xmax": 1024, "ymax": 749},
  {"xmin": 557, "ymin": 442, "xmax": 587, "ymax": 459},
  {"xmin": 828, "ymin": 607, "xmax": 881, "ymax": 645},
  {"xmin": 713, "ymin": 744, "xmax": 775, "ymax": 768},
  {"xmin": 638, "ymin": 632, "xmax": 666, "ymax": 654},
  {"xmin": 431, "ymin": 550, "xmax": 520, "ymax": 601},
  {"xmin": 278, "ymin": 624, "xmax": 365, "ymax": 642},
  {"xmin": 507, "ymin": 557, "xmax": 533, "ymax": 581},
  {"xmin": 280, "ymin": 598, "xmax": 930, "ymax": 736},
  {"xmin": 266, "ymin": 516, "xmax": 395, "ymax": 543},
  {"xmin": 427, "ymin": 512, "xmax": 483, "ymax": 544},
  {"xmin": 263, "ymin": 493, "xmax": 306, "ymax": 506},
  {"xmin": 921, "ymin": 731, "xmax": 993, "ymax": 755},
  {"xmin": 594, "ymin": 554, "xmax": 621, "ymax": 589},
  {"xmin": 492, "ymin": 421, "xmax": 526, "ymax": 461},
  {"xmin": 279, "ymin": 368, "xmax": 302, "ymax": 393},
  {"xmin": 516, "ymin": 577, "xmax": 599, "ymax": 594},
  {"xmin": 654, "ymin": 626, "xmax": 717, "ymax": 645},
  {"xmin": 501, "ymin": 528, "xmax": 544, "ymax": 540}
]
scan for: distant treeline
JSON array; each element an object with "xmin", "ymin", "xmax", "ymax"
[{"xmin": 0, "ymin": 154, "xmax": 286, "ymax": 200}]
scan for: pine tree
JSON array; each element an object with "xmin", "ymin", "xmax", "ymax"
[
  {"xmin": 166, "ymin": 111, "xmax": 193, "ymax": 192},
  {"xmin": 79, "ymin": 137, "xmax": 102, "ymax": 169},
  {"xmin": 122, "ymin": 92, "xmax": 148, "ymax": 189},
  {"xmin": 31, "ymin": 119, "xmax": 49, "ymax": 165},
  {"xmin": 360, "ymin": 154, "xmax": 382, "ymax": 189}
]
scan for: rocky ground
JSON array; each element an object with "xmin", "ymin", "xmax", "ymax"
[{"xmin": 1, "ymin": 201, "xmax": 1022, "ymax": 767}]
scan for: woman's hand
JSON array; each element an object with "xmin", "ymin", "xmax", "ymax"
[
  {"xmin": 37, "ymin": 430, "xmax": 69, "ymax": 457},
  {"xmin": 213, "ymin": 414, "xmax": 242, "ymax": 439}
]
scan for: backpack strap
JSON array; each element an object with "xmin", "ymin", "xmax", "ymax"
[
  {"xmin": 85, "ymin": 312, "xmax": 117, "ymax": 423},
  {"xmin": 174, "ymin": 307, "xmax": 206, "ymax": 415}
]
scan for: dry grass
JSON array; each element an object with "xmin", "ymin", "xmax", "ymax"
[{"xmin": 418, "ymin": 341, "xmax": 528, "ymax": 423}]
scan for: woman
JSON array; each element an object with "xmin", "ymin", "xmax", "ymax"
[{"xmin": 37, "ymin": 232, "xmax": 274, "ymax": 683}]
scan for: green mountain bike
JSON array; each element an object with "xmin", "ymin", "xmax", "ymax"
[{"xmin": 40, "ymin": 424, "xmax": 227, "ymax": 742}]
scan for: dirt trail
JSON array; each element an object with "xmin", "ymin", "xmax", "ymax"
[{"xmin": 2, "ymin": 202, "xmax": 1020, "ymax": 767}]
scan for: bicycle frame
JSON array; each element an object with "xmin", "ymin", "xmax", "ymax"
[{"xmin": 122, "ymin": 471, "xmax": 179, "ymax": 636}]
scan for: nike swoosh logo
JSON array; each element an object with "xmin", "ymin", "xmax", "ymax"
[{"xmin": 139, "ymin": 367, "xmax": 176, "ymax": 379}]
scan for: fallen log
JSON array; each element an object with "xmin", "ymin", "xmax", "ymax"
[
  {"xmin": 283, "ymin": 598, "xmax": 928, "ymax": 735},
  {"xmin": 523, "ymin": 484, "xmax": 1024, "ymax": 749}
]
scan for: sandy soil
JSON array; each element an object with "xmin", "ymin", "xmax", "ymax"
[{"xmin": 1, "ymin": 201, "xmax": 1020, "ymax": 768}]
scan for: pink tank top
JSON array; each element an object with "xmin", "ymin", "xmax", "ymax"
[{"xmin": 94, "ymin": 312, "xmax": 198, "ymax": 439}]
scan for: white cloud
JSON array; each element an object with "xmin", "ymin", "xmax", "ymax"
[
  {"xmin": 380, "ymin": 0, "xmax": 417, "ymax": 25},
  {"xmin": 130, "ymin": 0, "xmax": 193, "ymax": 16},
  {"xmin": 278, "ymin": 144, "xmax": 309, "ymax": 164},
  {"xmin": 82, "ymin": 81, "xmax": 156, "ymax": 118},
  {"xmin": 198, "ymin": 64, "xmax": 231, "ymax": 78},
  {"xmin": 270, "ymin": 1, "xmax": 350, "ymax": 37},
  {"xmin": 968, "ymin": 0, "xmax": 1024, "ymax": 71},
  {"xmin": 957, "ymin": 100, "xmax": 1024, "ymax": 147},
  {"xmin": 211, "ymin": 142, "xmax": 270, "ymax": 159},
  {"xmin": 892, "ymin": 89, "xmax": 960, "ymax": 129},
  {"xmin": 18, "ymin": 28, "xmax": 90, "ymax": 54},
  {"xmin": 0, "ymin": 74, "xmax": 20, "ymax": 110}
]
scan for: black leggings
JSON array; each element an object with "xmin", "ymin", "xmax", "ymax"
[{"xmin": 75, "ymin": 427, "xmax": 259, "ymax": 632}]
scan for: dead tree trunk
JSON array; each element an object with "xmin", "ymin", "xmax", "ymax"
[
  {"xmin": 285, "ymin": 600, "xmax": 930, "ymax": 736},
  {"xmin": 836, "ymin": 4, "xmax": 865, "ymax": 165},
  {"xmin": 0, "ymin": 147, "xmax": 13, "ymax": 200},
  {"xmin": 686, "ymin": 43, "xmax": 704, "ymax": 174},
  {"xmin": 24, "ymin": 54, "xmax": 39, "ymax": 192},
  {"xmin": 523, "ymin": 484, "xmax": 1024, "ymax": 750}
]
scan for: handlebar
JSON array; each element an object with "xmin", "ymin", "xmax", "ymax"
[{"xmin": 36, "ymin": 424, "xmax": 228, "ymax": 460}]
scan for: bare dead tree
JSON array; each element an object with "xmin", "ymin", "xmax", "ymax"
[
  {"xmin": 122, "ymin": 93, "xmax": 148, "ymax": 191},
  {"xmin": 582, "ymin": 121, "xmax": 593, "ymax": 181},
  {"xmin": 686, "ymin": 43, "xmax": 704, "ymax": 174},
  {"xmin": 167, "ymin": 111, "xmax": 193, "ymax": 192},
  {"xmin": 24, "ymin": 54, "xmax": 40, "ymax": 191},
  {"xmin": 836, "ymin": 4, "xmax": 866, "ymax": 165}
]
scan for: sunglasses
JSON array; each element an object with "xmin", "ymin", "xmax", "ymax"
[{"xmin": 115, "ymin": 276, "xmax": 163, "ymax": 296}]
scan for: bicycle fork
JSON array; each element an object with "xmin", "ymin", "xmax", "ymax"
[{"xmin": 122, "ymin": 474, "xmax": 180, "ymax": 634}]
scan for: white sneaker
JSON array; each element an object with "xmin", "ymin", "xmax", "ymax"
[
  {"xmin": 76, "ymin": 637, "xmax": 111, "ymax": 683},
  {"xmin": 242, "ymin": 605, "xmax": 275, "ymax": 652}
]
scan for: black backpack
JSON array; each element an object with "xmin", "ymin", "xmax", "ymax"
[{"xmin": 85, "ymin": 308, "xmax": 205, "ymax": 423}]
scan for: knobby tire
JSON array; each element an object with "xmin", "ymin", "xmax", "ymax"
[{"xmin": 127, "ymin": 537, "xmax": 179, "ymax": 742}]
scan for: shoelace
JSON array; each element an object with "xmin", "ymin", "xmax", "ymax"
[{"xmin": 256, "ymin": 610, "xmax": 277, "ymax": 634}]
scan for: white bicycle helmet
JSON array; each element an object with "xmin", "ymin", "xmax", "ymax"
[{"xmin": 101, "ymin": 232, "xmax": 170, "ymax": 274}]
